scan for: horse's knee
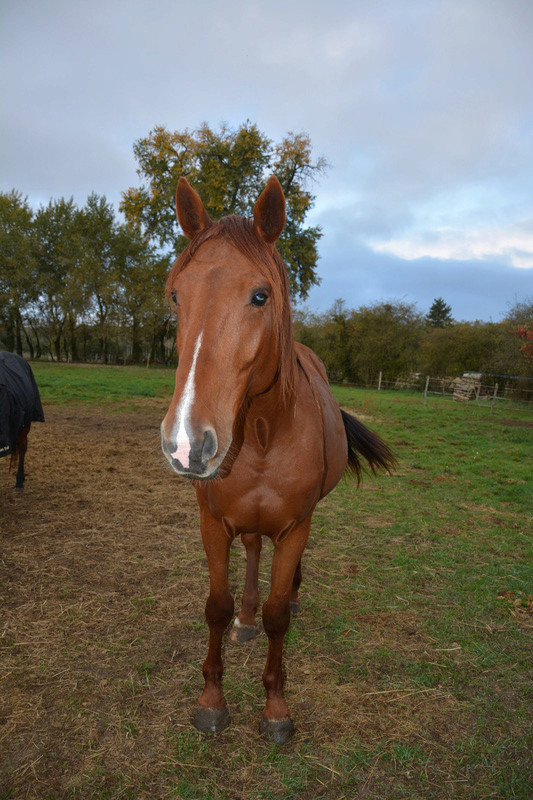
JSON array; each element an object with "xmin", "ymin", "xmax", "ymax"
[
  {"xmin": 262, "ymin": 596, "xmax": 290, "ymax": 641},
  {"xmin": 205, "ymin": 590, "xmax": 234, "ymax": 631}
]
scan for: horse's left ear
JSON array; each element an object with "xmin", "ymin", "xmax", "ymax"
[{"xmin": 253, "ymin": 176, "xmax": 286, "ymax": 244}]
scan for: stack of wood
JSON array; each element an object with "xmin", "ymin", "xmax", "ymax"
[{"xmin": 452, "ymin": 372, "xmax": 482, "ymax": 402}]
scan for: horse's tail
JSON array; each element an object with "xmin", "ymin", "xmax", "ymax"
[{"xmin": 340, "ymin": 409, "xmax": 396, "ymax": 484}]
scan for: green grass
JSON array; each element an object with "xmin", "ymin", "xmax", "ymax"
[
  {"xmin": 31, "ymin": 361, "xmax": 175, "ymax": 408},
  {"xmin": 12, "ymin": 366, "xmax": 533, "ymax": 798}
]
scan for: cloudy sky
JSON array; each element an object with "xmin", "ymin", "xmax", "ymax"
[{"xmin": 2, "ymin": 0, "xmax": 532, "ymax": 321}]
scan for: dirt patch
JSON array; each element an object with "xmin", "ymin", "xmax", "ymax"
[
  {"xmin": 1, "ymin": 406, "xmax": 204, "ymax": 795},
  {"xmin": 487, "ymin": 417, "xmax": 533, "ymax": 428}
]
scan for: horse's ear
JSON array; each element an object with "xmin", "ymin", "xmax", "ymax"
[
  {"xmin": 176, "ymin": 177, "xmax": 212, "ymax": 239},
  {"xmin": 253, "ymin": 176, "xmax": 286, "ymax": 244}
]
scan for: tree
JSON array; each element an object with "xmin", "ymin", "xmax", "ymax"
[
  {"xmin": 505, "ymin": 299, "xmax": 533, "ymax": 374},
  {"xmin": 421, "ymin": 321, "xmax": 508, "ymax": 376},
  {"xmin": 350, "ymin": 302, "xmax": 424, "ymax": 384},
  {"xmin": 77, "ymin": 194, "xmax": 121, "ymax": 362},
  {"xmin": 114, "ymin": 225, "xmax": 169, "ymax": 362},
  {"xmin": 514, "ymin": 325, "xmax": 533, "ymax": 364},
  {"xmin": 120, "ymin": 121, "xmax": 327, "ymax": 299},
  {"xmin": 426, "ymin": 297, "xmax": 453, "ymax": 327},
  {"xmin": 33, "ymin": 198, "xmax": 84, "ymax": 361},
  {"xmin": 0, "ymin": 191, "xmax": 38, "ymax": 355}
]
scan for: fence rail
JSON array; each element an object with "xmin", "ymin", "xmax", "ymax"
[{"xmin": 335, "ymin": 372, "xmax": 533, "ymax": 410}]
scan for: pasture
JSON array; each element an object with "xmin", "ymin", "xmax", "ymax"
[{"xmin": 1, "ymin": 362, "xmax": 532, "ymax": 799}]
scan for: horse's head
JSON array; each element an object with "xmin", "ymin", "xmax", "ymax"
[{"xmin": 161, "ymin": 176, "xmax": 295, "ymax": 479}]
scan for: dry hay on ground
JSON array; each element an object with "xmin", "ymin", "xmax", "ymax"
[{"xmin": 1, "ymin": 405, "xmax": 468, "ymax": 799}]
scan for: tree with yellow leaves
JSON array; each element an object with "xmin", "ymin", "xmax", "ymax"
[{"xmin": 120, "ymin": 121, "xmax": 327, "ymax": 299}]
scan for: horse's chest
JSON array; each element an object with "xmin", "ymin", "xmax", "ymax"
[{"xmin": 201, "ymin": 447, "xmax": 323, "ymax": 537}]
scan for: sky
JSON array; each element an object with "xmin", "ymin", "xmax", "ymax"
[{"xmin": 1, "ymin": 0, "xmax": 532, "ymax": 321}]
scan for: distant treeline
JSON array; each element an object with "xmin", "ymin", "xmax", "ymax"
[
  {"xmin": 1, "ymin": 190, "xmax": 532, "ymax": 385},
  {"xmin": 1, "ymin": 190, "xmax": 172, "ymax": 364},
  {"xmin": 293, "ymin": 299, "xmax": 533, "ymax": 386},
  {"xmin": 1, "ymin": 122, "xmax": 328, "ymax": 365}
]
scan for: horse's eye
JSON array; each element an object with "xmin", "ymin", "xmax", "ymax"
[
  {"xmin": 170, "ymin": 291, "xmax": 177, "ymax": 306},
  {"xmin": 251, "ymin": 291, "xmax": 268, "ymax": 307}
]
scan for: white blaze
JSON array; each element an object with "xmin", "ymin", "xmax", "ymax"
[{"xmin": 170, "ymin": 331, "xmax": 203, "ymax": 468}]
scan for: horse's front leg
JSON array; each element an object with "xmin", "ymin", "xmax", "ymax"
[
  {"xmin": 261, "ymin": 517, "xmax": 311, "ymax": 744},
  {"xmin": 230, "ymin": 532, "xmax": 262, "ymax": 643},
  {"xmin": 194, "ymin": 509, "xmax": 234, "ymax": 733},
  {"xmin": 290, "ymin": 558, "xmax": 302, "ymax": 615}
]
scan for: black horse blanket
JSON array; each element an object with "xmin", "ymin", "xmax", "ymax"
[{"xmin": 0, "ymin": 351, "xmax": 44, "ymax": 458}]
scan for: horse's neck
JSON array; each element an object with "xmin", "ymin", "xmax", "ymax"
[{"xmin": 244, "ymin": 375, "xmax": 296, "ymax": 450}]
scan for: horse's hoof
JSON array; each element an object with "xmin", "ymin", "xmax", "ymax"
[
  {"xmin": 260, "ymin": 716, "xmax": 294, "ymax": 744},
  {"xmin": 14, "ymin": 486, "xmax": 24, "ymax": 493},
  {"xmin": 194, "ymin": 705, "xmax": 230, "ymax": 733},
  {"xmin": 290, "ymin": 601, "xmax": 300, "ymax": 615},
  {"xmin": 229, "ymin": 620, "xmax": 258, "ymax": 643}
]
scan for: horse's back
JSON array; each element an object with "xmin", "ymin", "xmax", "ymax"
[{"xmin": 295, "ymin": 343, "xmax": 348, "ymax": 497}]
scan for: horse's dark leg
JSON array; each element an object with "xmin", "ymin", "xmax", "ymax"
[
  {"xmin": 14, "ymin": 426, "xmax": 30, "ymax": 491},
  {"xmin": 261, "ymin": 517, "xmax": 311, "ymax": 744},
  {"xmin": 230, "ymin": 532, "xmax": 262, "ymax": 643},
  {"xmin": 290, "ymin": 559, "xmax": 302, "ymax": 615},
  {"xmin": 194, "ymin": 510, "xmax": 234, "ymax": 734}
]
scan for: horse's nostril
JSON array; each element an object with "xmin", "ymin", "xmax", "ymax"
[{"xmin": 202, "ymin": 429, "xmax": 217, "ymax": 462}]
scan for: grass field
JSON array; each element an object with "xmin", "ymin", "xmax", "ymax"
[
  {"xmin": 30, "ymin": 361, "xmax": 176, "ymax": 409},
  {"xmin": 2, "ymin": 363, "xmax": 532, "ymax": 799}
]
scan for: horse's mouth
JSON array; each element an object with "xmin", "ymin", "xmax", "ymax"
[
  {"xmin": 163, "ymin": 453, "xmax": 219, "ymax": 480},
  {"xmin": 172, "ymin": 461, "xmax": 220, "ymax": 481}
]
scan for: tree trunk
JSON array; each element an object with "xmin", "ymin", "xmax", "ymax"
[
  {"xmin": 15, "ymin": 312, "xmax": 23, "ymax": 356},
  {"xmin": 29, "ymin": 322, "xmax": 42, "ymax": 359},
  {"xmin": 131, "ymin": 315, "xmax": 141, "ymax": 363},
  {"xmin": 68, "ymin": 314, "xmax": 79, "ymax": 362},
  {"xmin": 22, "ymin": 321, "xmax": 34, "ymax": 359}
]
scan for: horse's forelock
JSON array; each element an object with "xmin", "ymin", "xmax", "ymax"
[{"xmin": 166, "ymin": 216, "xmax": 297, "ymax": 405}]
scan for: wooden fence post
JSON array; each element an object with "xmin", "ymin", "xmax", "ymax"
[
  {"xmin": 490, "ymin": 382, "xmax": 499, "ymax": 413},
  {"xmin": 378, "ymin": 371, "xmax": 382, "ymax": 391},
  {"xmin": 424, "ymin": 375, "xmax": 430, "ymax": 406}
]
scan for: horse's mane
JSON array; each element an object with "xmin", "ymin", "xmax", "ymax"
[{"xmin": 166, "ymin": 216, "xmax": 297, "ymax": 405}]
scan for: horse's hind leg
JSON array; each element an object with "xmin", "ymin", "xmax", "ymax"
[
  {"xmin": 230, "ymin": 533, "xmax": 262, "ymax": 643},
  {"xmin": 14, "ymin": 426, "xmax": 29, "ymax": 491},
  {"xmin": 261, "ymin": 517, "xmax": 311, "ymax": 744},
  {"xmin": 194, "ymin": 510, "xmax": 234, "ymax": 734}
]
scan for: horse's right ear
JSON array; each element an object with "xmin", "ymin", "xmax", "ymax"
[{"xmin": 176, "ymin": 178, "xmax": 212, "ymax": 239}]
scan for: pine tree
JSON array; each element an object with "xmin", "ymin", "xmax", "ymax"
[{"xmin": 426, "ymin": 297, "xmax": 453, "ymax": 327}]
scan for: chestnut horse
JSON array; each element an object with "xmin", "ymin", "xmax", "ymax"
[{"xmin": 161, "ymin": 176, "xmax": 394, "ymax": 743}]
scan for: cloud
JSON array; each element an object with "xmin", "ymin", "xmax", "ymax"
[
  {"xmin": 306, "ymin": 240, "xmax": 533, "ymax": 322},
  {"xmin": 1, "ymin": 0, "xmax": 532, "ymax": 321},
  {"xmin": 371, "ymin": 219, "xmax": 533, "ymax": 269}
]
